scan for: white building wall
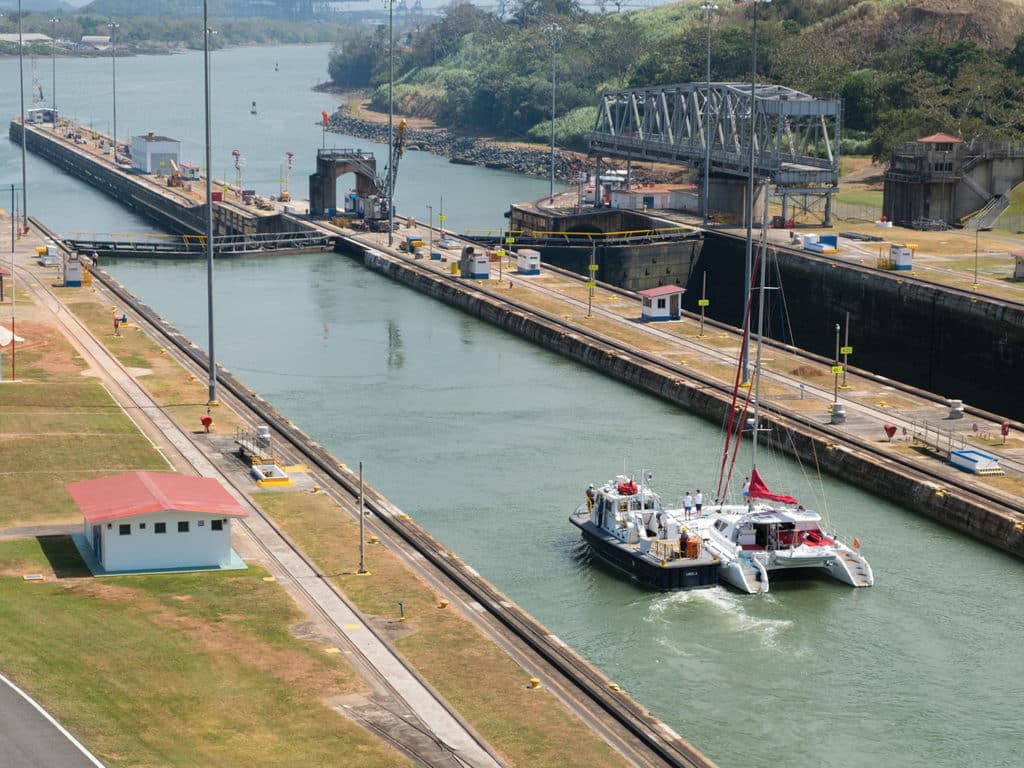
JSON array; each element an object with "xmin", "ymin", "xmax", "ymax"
[
  {"xmin": 130, "ymin": 138, "xmax": 181, "ymax": 173},
  {"xmin": 98, "ymin": 510, "xmax": 234, "ymax": 572}
]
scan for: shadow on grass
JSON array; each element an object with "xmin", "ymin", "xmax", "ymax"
[{"xmin": 36, "ymin": 535, "xmax": 92, "ymax": 578}]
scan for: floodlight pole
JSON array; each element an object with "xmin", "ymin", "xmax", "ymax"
[
  {"xmin": 741, "ymin": 0, "xmax": 769, "ymax": 385},
  {"xmin": 50, "ymin": 17, "xmax": 59, "ymax": 129},
  {"xmin": 701, "ymin": 3, "xmax": 717, "ymax": 227},
  {"xmin": 387, "ymin": 0, "xmax": 394, "ymax": 247},
  {"xmin": 547, "ymin": 23, "xmax": 561, "ymax": 200},
  {"xmin": 18, "ymin": 0, "xmax": 28, "ymax": 232},
  {"xmin": 203, "ymin": 1, "xmax": 217, "ymax": 406},
  {"xmin": 108, "ymin": 20, "xmax": 119, "ymax": 158}
]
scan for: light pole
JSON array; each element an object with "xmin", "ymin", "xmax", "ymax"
[
  {"xmin": 108, "ymin": 20, "xmax": 119, "ymax": 159},
  {"xmin": 974, "ymin": 226, "xmax": 980, "ymax": 287},
  {"xmin": 202, "ymin": 2, "xmax": 217, "ymax": 406},
  {"xmin": 741, "ymin": 0, "xmax": 769, "ymax": 385},
  {"xmin": 49, "ymin": 17, "xmax": 59, "ymax": 129},
  {"xmin": 387, "ymin": 0, "xmax": 394, "ymax": 247},
  {"xmin": 546, "ymin": 23, "xmax": 561, "ymax": 200},
  {"xmin": 701, "ymin": 3, "xmax": 717, "ymax": 227},
  {"xmin": 833, "ymin": 322, "xmax": 841, "ymax": 404},
  {"xmin": 426, "ymin": 204, "xmax": 433, "ymax": 257},
  {"xmin": 17, "ymin": 0, "xmax": 28, "ymax": 232}
]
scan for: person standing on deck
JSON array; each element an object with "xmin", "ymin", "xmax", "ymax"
[
  {"xmin": 683, "ymin": 491, "xmax": 693, "ymax": 518},
  {"xmin": 742, "ymin": 477, "xmax": 751, "ymax": 509},
  {"xmin": 694, "ymin": 489, "xmax": 703, "ymax": 513}
]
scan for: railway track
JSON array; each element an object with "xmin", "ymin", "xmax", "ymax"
[{"xmin": 41, "ymin": 222, "xmax": 715, "ymax": 766}]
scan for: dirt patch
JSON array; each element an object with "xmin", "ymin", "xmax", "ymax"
[
  {"xmin": 790, "ymin": 365, "xmax": 825, "ymax": 378},
  {"xmin": 9, "ymin": 321, "xmax": 86, "ymax": 377},
  {"xmin": 65, "ymin": 580, "xmax": 145, "ymax": 603}
]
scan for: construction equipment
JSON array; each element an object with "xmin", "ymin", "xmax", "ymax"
[
  {"xmin": 167, "ymin": 159, "xmax": 184, "ymax": 188},
  {"xmin": 365, "ymin": 118, "xmax": 407, "ymax": 231},
  {"xmin": 279, "ymin": 151, "xmax": 294, "ymax": 202}
]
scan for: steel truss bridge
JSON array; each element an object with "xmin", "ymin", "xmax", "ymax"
[{"xmin": 590, "ymin": 82, "xmax": 842, "ymax": 223}]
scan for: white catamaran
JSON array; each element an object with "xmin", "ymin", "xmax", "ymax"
[{"xmin": 693, "ymin": 186, "xmax": 874, "ymax": 594}]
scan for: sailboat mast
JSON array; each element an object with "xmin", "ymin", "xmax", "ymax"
[{"xmin": 751, "ymin": 178, "xmax": 771, "ymax": 471}]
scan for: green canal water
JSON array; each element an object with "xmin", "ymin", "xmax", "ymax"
[{"xmin": 4, "ymin": 46, "xmax": 1023, "ymax": 768}]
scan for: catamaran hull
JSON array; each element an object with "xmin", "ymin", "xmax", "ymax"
[{"xmin": 572, "ymin": 519, "xmax": 718, "ymax": 591}]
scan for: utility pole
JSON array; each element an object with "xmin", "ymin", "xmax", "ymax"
[
  {"xmin": 358, "ymin": 462, "xmax": 367, "ymax": 574},
  {"xmin": 50, "ymin": 17, "xmax": 59, "ymax": 129},
  {"xmin": 387, "ymin": 0, "xmax": 395, "ymax": 247},
  {"xmin": 202, "ymin": 2, "xmax": 217, "ymax": 406},
  {"xmin": 741, "ymin": 0, "xmax": 770, "ymax": 385},
  {"xmin": 108, "ymin": 20, "xmax": 119, "ymax": 159},
  {"xmin": 700, "ymin": 3, "xmax": 717, "ymax": 227},
  {"xmin": 546, "ymin": 23, "xmax": 561, "ymax": 200},
  {"xmin": 833, "ymin": 322, "xmax": 841, "ymax": 404}
]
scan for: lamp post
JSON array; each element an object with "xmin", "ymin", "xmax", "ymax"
[
  {"xmin": 17, "ymin": 0, "xmax": 28, "ymax": 232},
  {"xmin": 701, "ymin": 3, "xmax": 717, "ymax": 227},
  {"xmin": 833, "ymin": 322, "xmax": 841, "ymax": 404},
  {"xmin": 740, "ymin": 0, "xmax": 770, "ymax": 385},
  {"xmin": 426, "ymin": 204, "xmax": 433, "ymax": 258},
  {"xmin": 108, "ymin": 20, "xmax": 119, "ymax": 158},
  {"xmin": 202, "ymin": 2, "xmax": 217, "ymax": 406},
  {"xmin": 49, "ymin": 17, "xmax": 59, "ymax": 129},
  {"xmin": 974, "ymin": 226, "xmax": 980, "ymax": 288},
  {"xmin": 387, "ymin": 0, "xmax": 394, "ymax": 247},
  {"xmin": 546, "ymin": 23, "xmax": 561, "ymax": 200}
]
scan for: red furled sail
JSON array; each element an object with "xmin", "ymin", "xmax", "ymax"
[{"xmin": 748, "ymin": 468, "xmax": 799, "ymax": 505}]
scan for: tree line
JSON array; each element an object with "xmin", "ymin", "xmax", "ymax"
[{"xmin": 327, "ymin": 0, "xmax": 1024, "ymax": 159}]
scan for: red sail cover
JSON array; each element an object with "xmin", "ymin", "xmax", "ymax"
[{"xmin": 748, "ymin": 468, "xmax": 799, "ymax": 505}]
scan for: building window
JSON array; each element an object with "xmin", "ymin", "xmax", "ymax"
[
  {"xmin": 119, "ymin": 524, "xmax": 131, "ymax": 536},
  {"xmin": 178, "ymin": 521, "xmax": 190, "ymax": 533},
  {"xmin": 154, "ymin": 522, "xmax": 166, "ymax": 534},
  {"xmin": 139, "ymin": 522, "xmax": 147, "ymax": 530},
  {"xmin": 657, "ymin": 298, "xmax": 666, "ymax": 309},
  {"xmin": 198, "ymin": 519, "xmax": 205, "ymax": 527},
  {"xmin": 211, "ymin": 519, "xmax": 224, "ymax": 531}
]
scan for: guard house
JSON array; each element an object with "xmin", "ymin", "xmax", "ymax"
[
  {"xmin": 638, "ymin": 285, "xmax": 685, "ymax": 322},
  {"xmin": 883, "ymin": 133, "xmax": 1024, "ymax": 228},
  {"xmin": 1013, "ymin": 250, "xmax": 1024, "ymax": 281},
  {"xmin": 26, "ymin": 107, "xmax": 58, "ymax": 125},
  {"xmin": 609, "ymin": 186, "xmax": 674, "ymax": 211},
  {"xmin": 66, "ymin": 471, "xmax": 249, "ymax": 575},
  {"xmin": 130, "ymin": 132, "xmax": 181, "ymax": 174},
  {"xmin": 459, "ymin": 246, "xmax": 490, "ymax": 279},
  {"xmin": 516, "ymin": 248, "xmax": 541, "ymax": 275}
]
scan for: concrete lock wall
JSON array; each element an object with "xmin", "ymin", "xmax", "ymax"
[
  {"xmin": 350, "ymin": 241, "xmax": 1024, "ymax": 559},
  {"xmin": 685, "ymin": 233, "xmax": 1024, "ymax": 419},
  {"xmin": 10, "ymin": 122, "xmax": 288, "ymax": 239}
]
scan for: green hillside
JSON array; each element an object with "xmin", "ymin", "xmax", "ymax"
[{"xmin": 327, "ymin": 0, "xmax": 1024, "ymax": 157}]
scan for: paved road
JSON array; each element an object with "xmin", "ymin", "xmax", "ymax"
[{"xmin": 0, "ymin": 673, "xmax": 104, "ymax": 768}]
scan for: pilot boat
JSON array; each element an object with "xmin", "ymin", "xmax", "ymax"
[{"xmin": 570, "ymin": 475, "xmax": 718, "ymax": 590}]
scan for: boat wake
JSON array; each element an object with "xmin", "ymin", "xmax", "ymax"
[{"xmin": 646, "ymin": 589, "xmax": 792, "ymax": 647}]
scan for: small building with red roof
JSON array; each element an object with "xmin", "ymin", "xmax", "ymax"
[
  {"xmin": 66, "ymin": 471, "xmax": 249, "ymax": 575},
  {"xmin": 637, "ymin": 284, "xmax": 685, "ymax": 322}
]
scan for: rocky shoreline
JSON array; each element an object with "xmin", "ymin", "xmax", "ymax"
[
  {"xmin": 323, "ymin": 108, "xmax": 680, "ymax": 187},
  {"xmin": 326, "ymin": 111, "xmax": 586, "ymax": 182}
]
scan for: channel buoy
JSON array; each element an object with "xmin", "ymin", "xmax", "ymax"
[{"xmin": 250, "ymin": 100, "xmax": 257, "ymax": 115}]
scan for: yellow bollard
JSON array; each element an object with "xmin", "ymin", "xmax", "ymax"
[
  {"xmin": 438, "ymin": 599, "xmax": 449, "ymax": 609},
  {"xmin": 369, "ymin": 535, "xmax": 379, "ymax": 544},
  {"xmin": 528, "ymin": 678, "xmax": 541, "ymax": 689}
]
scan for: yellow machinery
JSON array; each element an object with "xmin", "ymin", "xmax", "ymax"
[{"xmin": 167, "ymin": 159, "xmax": 184, "ymax": 188}]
